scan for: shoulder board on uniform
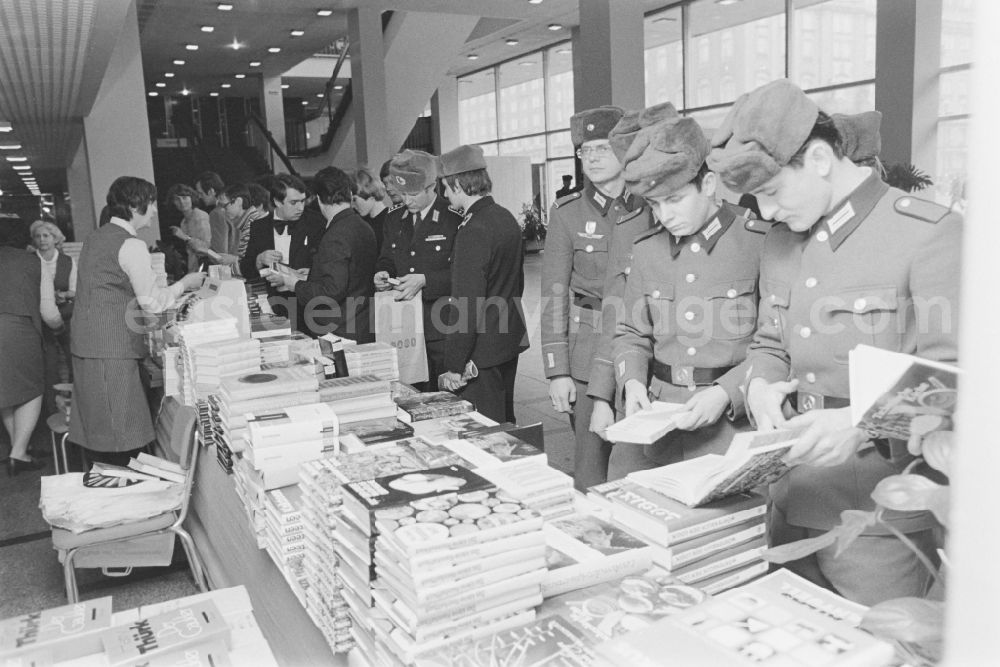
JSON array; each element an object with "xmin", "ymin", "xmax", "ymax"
[
  {"xmin": 552, "ymin": 191, "xmax": 582, "ymax": 208},
  {"xmin": 743, "ymin": 218, "xmax": 776, "ymax": 234},
  {"xmin": 894, "ymin": 196, "xmax": 950, "ymax": 224},
  {"xmin": 448, "ymin": 206, "xmax": 463, "ymax": 216},
  {"xmin": 388, "ymin": 203, "xmax": 405, "ymax": 213},
  {"xmin": 633, "ymin": 224, "xmax": 665, "ymax": 244}
]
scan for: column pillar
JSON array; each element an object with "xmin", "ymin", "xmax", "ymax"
[
  {"xmin": 432, "ymin": 77, "xmax": 460, "ymax": 154},
  {"xmin": 348, "ymin": 7, "xmax": 390, "ymax": 167},
  {"xmin": 572, "ymin": 0, "xmax": 645, "ymax": 112},
  {"xmin": 261, "ymin": 74, "xmax": 287, "ymax": 173},
  {"xmin": 67, "ymin": 136, "xmax": 96, "ymax": 240},
  {"xmin": 875, "ymin": 0, "xmax": 942, "ymax": 172}
]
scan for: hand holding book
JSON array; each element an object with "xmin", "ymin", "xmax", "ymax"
[{"xmin": 781, "ymin": 407, "xmax": 870, "ymax": 467}]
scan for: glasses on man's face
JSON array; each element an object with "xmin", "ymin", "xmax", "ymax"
[{"xmin": 576, "ymin": 144, "xmax": 614, "ymax": 159}]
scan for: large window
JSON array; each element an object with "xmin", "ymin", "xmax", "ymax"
[
  {"xmin": 643, "ymin": 7, "xmax": 683, "ymax": 107},
  {"xmin": 457, "ymin": 69, "xmax": 497, "ymax": 145},
  {"xmin": 937, "ymin": 0, "xmax": 973, "ymax": 209}
]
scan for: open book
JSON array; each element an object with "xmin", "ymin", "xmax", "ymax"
[
  {"xmin": 627, "ymin": 428, "xmax": 803, "ymax": 506},
  {"xmin": 849, "ymin": 344, "xmax": 959, "ymax": 440},
  {"xmin": 605, "ymin": 402, "xmax": 688, "ymax": 444}
]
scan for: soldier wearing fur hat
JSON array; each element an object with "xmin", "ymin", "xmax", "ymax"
[
  {"xmin": 539, "ymin": 105, "xmax": 657, "ymax": 490},
  {"xmin": 375, "ymin": 149, "xmax": 462, "ymax": 390},
  {"xmin": 709, "ymin": 79, "xmax": 961, "ymax": 605},
  {"xmin": 438, "ymin": 145, "xmax": 528, "ymax": 424},
  {"xmin": 610, "ymin": 113, "xmax": 766, "ymax": 478}
]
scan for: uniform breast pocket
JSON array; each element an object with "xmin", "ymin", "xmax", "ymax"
[
  {"xmin": 422, "ymin": 235, "xmax": 453, "ymax": 269},
  {"xmin": 706, "ymin": 278, "xmax": 758, "ymax": 341},
  {"xmin": 761, "ymin": 280, "xmax": 791, "ymax": 345},
  {"xmin": 822, "ymin": 286, "xmax": 900, "ymax": 364},
  {"xmin": 643, "ymin": 280, "xmax": 674, "ymax": 336},
  {"xmin": 572, "ymin": 236, "xmax": 609, "ymax": 282}
]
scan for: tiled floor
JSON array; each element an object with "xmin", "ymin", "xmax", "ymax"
[{"xmin": 0, "ymin": 250, "xmax": 577, "ymax": 618}]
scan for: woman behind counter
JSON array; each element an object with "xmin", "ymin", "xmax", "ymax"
[
  {"xmin": 70, "ymin": 176, "xmax": 204, "ymax": 466},
  {"xmin": 0, "ymin": 223, "xmax": 63, "ymax": 475}
]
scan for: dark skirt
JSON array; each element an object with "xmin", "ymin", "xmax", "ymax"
[
  {"xmin": 69, "ymin": 356, "xmax": 155, "ymax": 452},
  {"xmin": 0, "ymin": 314, "xmax": 43, "ymax": 409}
]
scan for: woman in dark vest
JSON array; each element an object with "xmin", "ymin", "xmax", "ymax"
[
  {"xmin": 30, "ymin": 219, "xmax": 76, "ymax": 417},
  {"xmin": 70, "ymin": 176, "xmax": 205, "ymax": 466},
  {"xmin": 1, "ymin": 222, "xmax": 64, "ymax": 474}
]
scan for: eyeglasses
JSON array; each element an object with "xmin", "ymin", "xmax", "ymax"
[{"xmin": 576, "ymin": 145, "xmax": 614, "ymax": 159}]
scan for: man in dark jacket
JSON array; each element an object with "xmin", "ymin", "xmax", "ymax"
[
  {"xmin": 267, "ymin": 167, "xmax": 376, "ymax": 341},
  {"xmin": 240, "ymin": 173, "xmax": 325, "ymax": 281},
  {"xmin": 438, "ymin": 145, "xmax": 528, "ymax": 423}
]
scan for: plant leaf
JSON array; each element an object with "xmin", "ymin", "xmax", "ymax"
[
  {"xmin": 762, "ymin": 530, "xmax": 838, "ymax": 564},
  {"xmin": 861, "ymin": 598, "xmax": 945, "ymax": 644},
  {"xmin": 833, "ymin": 509, "xmax": 879, "ymax": 557},
  {"xmin": 872, "ymin": 474, "xmax": 950, "ymax": 523}
]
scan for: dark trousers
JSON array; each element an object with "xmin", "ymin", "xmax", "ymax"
[
  {"xmin": 415, "ymin": 338, "xmax": 447, "ymax": 392},
  {"xmin": 568, "ymin": 381, "xmax": 612, "ymax": 492},
  {"xmin": 458, "ymin": 356, "xmax": 519, "ymax": 424}
]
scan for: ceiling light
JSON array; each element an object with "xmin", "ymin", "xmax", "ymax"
[
  {"xmin": 235, "ymin": 74, "xmax": 246, "ymax": 79},
  {"xmin": 467, "ymin": 54, "xmax": 479, "ymax": 60},
  {"xmin": 529, "ymin": 0, "xmax": 544, "ymax": 4},
  {"xmin": 556, "ymin": 48, "xmax": 571, "ymax": 55},
  {"xmin": 210, "ymin": 92, "xmax": 219, "ymax": 97},
  {"xmin": 268, "ymin": 47, "xmax": 281, "ymax": 53},
  {"xmin": 12, "ymin": 165, "xmax": 31, "ymax": 169},
  {"xmin": 547, "ymin": 23, "xmax": 563, "ymax": 31},
  {"xmin": 301, "ymin": 101, "xmax": 308, "ymax": 105},
  {"xmin": 181, "ymin": 88, "xmax": 191, "ymax": 96},
  {"xmin": 0, "ymin": 144, "xmax": 21, "ymax": 150},
  {"xmin": 148, "ymin": 91, "xmax": 159, "ymax": 97},
  {"xmin": 715, "ymin": 0, "xmax": 742, "ymax": 4},
  {"xmin": 201, "ymin": 25, "xmax": 215, "ymax": 33},
  {"xmin": 229, "ymin": 39, "xmax": 243, "ymax": 50},
  {"xmin": 333, "ymin": 84, "xmax": 344, "ymax": 90},
  {"xmin": 290, "ymin": 30, "xmax": 305, "ymax": 37},
  {"xmin": 317, "ymin": 9, "xmax": 333, "ymax": 17},
  {"xmin": 281, "ymin": 84, "xmax": 289, "ymax": 89},
  {"xmin": 185, "ymin": 44, "xmax": 199, "ymax": 51},
  {"xmin": 6, "ymin": 156, "xmax": 27, "ymax": 162},
  {"xmin": 249, "ymin": 61, "xmax": 261, "ymax": 67},
  {"xmin": 519, "ymin": 61, "xmax": 536, "ymax": 67},
  {"xmin": 316, "ymin": 93, "xmax": 324, "ymax": 98},
  {"xmin": 505, "ymin": 38, "xmax": 519, "ymax": 46},
  {"xmin": 653, "ymin": 16, "xmax": 677, "ymax": 23},
  {"xmin": 217, "ymin": 3, "xmax": 233, "ymax": 10},
  {"xmin": 164, "ymin": 72, "xmax": 175, "ymax": 78},
  {"xmin": 173, "ymin": 59, "xmax": 186, "ymax": 65},
  {"xmin": 155, "ymin": 82, "xmax": 166, "ymax": 88},
  {"xmin": 0, "ymin": 122, "xmax": 12, "ymax": 132},
  {"xmin": 221, "ymin": 83, "xmax": 232, "ymax": 89}
]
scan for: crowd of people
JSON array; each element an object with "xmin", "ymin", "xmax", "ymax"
[{"xmin": 0, "ymin": 76, "xmax": 960, "ymax": 610}]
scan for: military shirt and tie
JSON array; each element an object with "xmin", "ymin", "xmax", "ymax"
[
  {"xmin": 745, "ymin": 170, "xmax": 962, "ymax": 534},
  {"xmin": 540, "ymin": 182, "xmax": 648, "ymax": 489},
  {"xmin": 613, "ymin": 202, "xmax": 766, "ymax": 469}
]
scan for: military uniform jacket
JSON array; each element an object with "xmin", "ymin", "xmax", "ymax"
[
  {"xmin": 541, "ymin": 183, "xmax": 646, "ymax": 384},
  {"xmin": 445, "ymin": 196, "xmax": 528, "ymax": 373},
  {"xmin": 614, "ymin": 202, "xmax": 765, "ymax": 417},
  {"xmin": 746, "ymin": 171, "xmax": 962, "ymax": 532},
  {"xmin": 375, "ymin": 196, "xmax": 461, "ymax": 341}
]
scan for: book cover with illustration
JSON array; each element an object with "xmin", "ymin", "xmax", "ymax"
[
  {"xmin": 100, "ymin": 600, "xmax": 231, "ymax": 666},
  {"xmin": 850, "ymin": 344, "xmax": 959, "ymax": 440},
  {"xmin": 0, "ymin": 597, "xmax": 112, "ymax": 662},
  {"xmin": 396, "ymin": 392, "xmax": 475, "ymax": 423}
]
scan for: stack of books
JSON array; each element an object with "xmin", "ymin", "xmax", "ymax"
[
  {"xmin": 214, "ymin": 365, "xmax": 320, "ymax": 472},
  {"xmin": 187, "ymin": 338, "xmax": 262, "ymax": 397},
  {"xmin": 262, "ymin": 487, "xmax": 309, "ymax": 605},
  {"xmin": 242, "ymin": 402, "xmax": 339, "ymax": 489},
  {"xmin": 149, "ymin": 251, "xmax": 167, "ymax": 288},
  {"xmin": 162, "ymin": 346, "xmax": 180, "ymax": 396},
  {"xmin": 588, "ymin": 479, "xmax": 768, "ymax": 593},
  {"xmin": 343, "ymin": 342, "xmax": 399, "ymax": 381},
  {"xmin": 338, "ymin": 418, "xmax": 415, "ymax": 453},
  {"xmin": 174, "ymin": 317, "xmax": 243, "ymax": 406},
  {"xmin": 395, "ymin": 392, "xmax": 475, "ymax": 423},
  {"xmin": 0, "ymin": 596, "xmax": 112, "ymax": 664},
  {"xmin": 338, "ymin": 465, "xmax": 548, "ymax": 665},
  {"xmin": 319, "ymin": 375, "xmax": 398, "ymax": 426}
]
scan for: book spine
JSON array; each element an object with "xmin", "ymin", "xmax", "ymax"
[
  {"xmin": 699, "ymin": 561, "xmax": 769, "ymax": 595},
  {"xmin": 541, "ymin": 549, "xmax": 653, "ymax": 598},
  {"xmin": 382, "ymin": 530, "xmax": 545, "ymax": 572},
  {"xmin": 669, "ymin": 522, "xmax": 766, "ymax": 569},
  {"xmin": 407, "ymin": 593, "xmax": 543, "ymax": 644},
  {"xmin": 673, "ymin": 542, "xmax": 765, "ymax": 584},
  {"xmin": 407, "ymin": 545, "xmax": 547, "ymax": 589},
  {"xmin": 399, "ymin": 557, "xmax": 546, "ymax": 605},
  {"xmin": 399, "ymin": 570, "xmax": 545, "ymax": 621}
]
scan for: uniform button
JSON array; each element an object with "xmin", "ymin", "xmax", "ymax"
[
  {"xmin": 410, "ymin": 250, "xmax": 416, "ymax": 256},
  {"xmin": 805, "ymin": 277, "xmax": 817, "ymax": 288},
  {"xmin": 652, "ymin": 290, "xmax": 661, "ymax": 298},
  {"xmin": 805, "ymin": 372, "xmax": 817, "ymax": 383},
  {"xmin": 614, "ymin": 205, "xmax": 620, "ymax": 211},
  {"xmin": 800, "ymin": 326, "xmax": 812, "ymax": 339},
  {"xmin": 690, "ymin": 242, "xmax": 701, "ymax": 253},
  {"xmin": 899, "ymin": 198, "xmax": 911, "ymax": 208},
  {"xmin": 854, "ymin": 298, "xmax": 867, "ymax": 311},
  {"xmin": 726, "ymin": 288, "xmax": 737, "ymax": 298},
  {"xmin": 585, "ymin": 244, "xmax": 594, "ymax": 253},
  {"xmin": 410, "ymin": 267, "xmax": 415, "ymax": 273},
  {"xmin": 685, "ymin": 273, "xmax": 696, "ymax": 283},
  {"xmin": 684, "ymin": 311, "xmax": 695, "ymax": 321},
  {"xmin": 816, "ymin": 231, "xmax": 829, "ymax": 243},
  {"xmin": 687, "ymin": 347, "xmax": 697, "ymax": 356},
  {"xmin": 391, "ymin": 243, "xmax": 396, "ymax": 249},
  {"xmin": 435, "ymin": 245, "xmax": 441, "ymax": 251},
  {"xmin": 573, "ymin": 316, "xmax": 580, "ymax": 323},
  {"xmin": 624, "ymin": 267, "xmax": 631, "ymax": 275}
]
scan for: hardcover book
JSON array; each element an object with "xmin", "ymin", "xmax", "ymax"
[
  {"xmin": 850, "ymin": 344, "xmax": 959, "ymax": 440},
  {"xmin": 605, "ymin": 401, "xmax": 688, "ymax": 444},
  {"xmin": 0, "ymin": 597, "xmax": 112, "ymax": 663},
  {"xmin": 338, "ymin": 418, "xmax": 414, "ymax": 452},
  {"xmin": 628, "ymin": 429, "xmax": 803, "ymax": 506},
  {"xmin": 218, "ymin": 365, "xmax": 318, "ymax": 403},
  {"xmin": 395, "ymin": 392, "xmax": 475, "ymax": 423},
  {"xmin": 443, "ymin": 432, "xmax": 544, "ymax": 470},
  {"xmin": 100, "ymin": 600, "xmax": 231, "ymax": 666}
]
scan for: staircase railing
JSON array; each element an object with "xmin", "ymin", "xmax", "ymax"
[{"xmin": 247, "ymin": 112, "xmax": 299, "ymax": 177}]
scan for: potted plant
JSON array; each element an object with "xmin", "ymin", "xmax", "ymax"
[{"xmin": 520, "ymin": 202, "xmax": 547, "ymax": 253}]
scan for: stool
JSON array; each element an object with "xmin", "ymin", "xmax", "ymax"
[{"xmin": 46, "ymin": 413, "xmax": 71, "ymax": 474}]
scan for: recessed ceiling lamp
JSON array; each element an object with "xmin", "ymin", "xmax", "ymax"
[
  {"xmin": 6, "ymin": 156, "xmax": 27, "ymax": 162},
  {"xmin": 0, "ymin": 122, "xmax": 12, "ymax": 132},
  {"xmin": 653, "ymin": 16, "xmax": 676, "ymax": 23},
  {"xmin": 0, "ymin": 143, "xmax": 21, "ymax": 150},
  {"xmin": 281, "ymin": 84, "xmax": 290, "ymax": 89},
  {"xmin": 164, "ymin": 72, "xmax": 175, "ymax": 78},
  {"xmin": 715, "ymin": 0, "xmax": 742, "ymax": 5},
  {"xmin": 519, "ymin": 61, "xmax": 536, "ymax": 67},
  {"xmin": 221, "ymin": 83, "xmax": 232, "ymax": 88},
  {"xmin": 181, "ymin": 88, "xmax": 191, "ymax": 96},
  {"xmin": 301, "ymin": 101, "xmax": 308, "ymax": 105},
  {"xmin": 229, "ymin": 39, "xmax": 243, "ymax": 50},
  {"xmin": 556, "ymin": 48, "xmax": 571, "ymax": 54},
  {"xmin": 201, "ymin": 26, "xmax": 215, "ymax": 33},
  {"xmin": 505, "ymin": 38, "xmax": 519, "ymax": 46},
  {"xmin": 235, "ymin": 74, "xmax": 246, "ymax": 79},
  {"xmin": 173, "ymin": 59, "xmax": 186, "ymax": 65},
  {"xmin": 528, "ymin": 0, "xmax": 544, "ymax": 4},
  {"xmin": 185, "ymin": 44, "xmax": 199, "ymax": 51},
  {"xmin": 547, "ymin": 23, "xmax": 563, "ymax": 31},
  {"xmin": 316, "ymin": 93, "xmax": 324, "ymax": 98},
  {"xmin": 467, "ymin": 54, "xmax": 479, "ymax": 60},
  {"xmin": 317, "ymin": 9, "xmax": 333, "ymax": 17},
  {"xmin": 249, "ymin": 61, "xmax": 261, "ymax": 67},
  {"xmin": 210, "ymin": 92, "xmax": 219, "ymax": 97},
  {"xmin": 217, "ymin": 3, "xmax": 233, "ymax": 10},
  {"xmin": 148, "ymin": 91, "xmax": 159, "ymax": 97},
  {"xmin": 290, "ymin": 30, "xmax": 304, "ymax": 37},
  {"xmin": 268, "ymin": 47, "xmax": 281, "ymax": 53},
  {"xmin": 12, "ymin": 164, "xmax": 31, "ymax": 169},
  {"xmin": 333, "ymin": 84, "xmax": 344, "ymax": 90},
  {"xmin": 155, "ymin": 82, "xmax": 166, "ymax": 88}
]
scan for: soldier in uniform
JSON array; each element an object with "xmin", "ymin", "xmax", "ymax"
[
  {"xmin": 374, "ymin": 150, "xmax": 462, "ymax": 390},
  {"xmin": 438, "ymin": 145, "xmax": 528, "ymax": 424},
  {"xmin": 709, "ymin": 79, "xmax": 962, "ymax": 605},
  {"xmin": 541, "ymin": 106, "xmax": 648, "ymax": 489},
  {"xmin": 610, "ymin": 114, "xmax": 767, "ymax": 475}
]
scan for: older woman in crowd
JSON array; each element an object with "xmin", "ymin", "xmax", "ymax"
[
  {"xmin": 166, "ymin": 183, "xmax": 211, "ymax": 272},
  {"xmin": 70, "ymin": 176, "xmax": 205, "ymax": 466},
  {"xmin": 0, "ymin": 223, "xmax": 63, "ymax": 475},
  {"xmin": 30, "ymin": 219, "xmax": 76, "ymax": 416}
]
